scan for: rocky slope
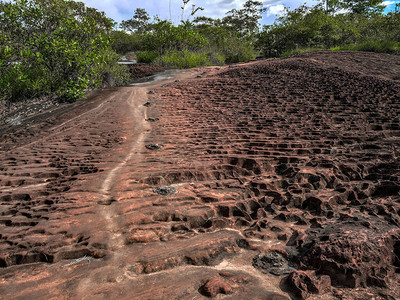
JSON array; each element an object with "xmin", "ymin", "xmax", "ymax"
[{"xmin": 0, "ymin": 51, "xmax": 399, "ymax": 299}]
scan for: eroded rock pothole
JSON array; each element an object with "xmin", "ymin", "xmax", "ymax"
[
  {"xmin": 145, "ymin": 144, "xmax": 162, "ymax": 150},
  {"xmin": 253, "ymin": 251, "xmax": 297, "ymax": 276},
  {"xmin": 146, "ymin": 117, "xmax": 159, "ymax": 122}
]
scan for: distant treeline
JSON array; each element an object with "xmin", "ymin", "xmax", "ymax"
[
  {"xmin": 1, "ymin": 0, "xmax": 399, "ymax": 102},
  {"xmin": 113, "ymin": 0, "xmax": 400, "ymax": 64},
  {"xmin": 259, "ymin": 1, "xmax": 400, "ymax": 57},
  {"xmin": 112, "ymin": 1, "xmax": 266, "ymax": 67}
]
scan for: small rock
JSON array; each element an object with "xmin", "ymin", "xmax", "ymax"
[
  {"xmin": 286, "ymin": 270, "xmax": 331, "ymax": 299},
  {"xmin": 147, "ymin": 90, "xmax": 156, "ymax": 94},
  {"xmin": 145, "ymin": 144, "xmax": 162, "ymax": 150},
  {"xmin": 97, "ymin": 198, "xmax": 116, "ymax": 205},
  {"xmin": 6, "ymin": 116, "xmax": 22, "ymax": 126},
  {"xmin": 171, "ymin": 224, "xmax": 189, "ymax": 232},
  {"xmin": 146, "ymin": 117, "xmax": 159, "ymax": 122},
  {"xmin": 196, "ymin": 75, "xmax": 202, "ymax": 78},
  {"xmin": 153, "ymin": 186, "xmax": 177, "ymax": 195},
  {"xmin": 199, "ymin": 277, "xmax": 233, "ymax": 298},
  {"xmin": 126, "ymin": 230, "xmax": 159, "ymax": 244}
]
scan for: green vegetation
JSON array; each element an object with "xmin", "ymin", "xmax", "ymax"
[
  {"xmin": 136, "ymin": 51, "xmax": 159, "ymax": 64},
  {"xmin": 112, "ymin": 1, "xmax": 265, "ymax": 67},
  {"xmin": 331, "ymin": 41, "xmax": 400, "ymax": 54},
  {"xmin": 280, "ymin": 48, "xmax": 326, "ymax": 58},
  {"xmin": 258, "ymin": 2, "xmax": 400, "ymax": 58},
  {"xmin": 115, "ymin": 0, "xmax": 400, "ymax": 63},
  {"xmin": 154, "ymin": 50, "xmax": 225, "ymax": 68},
  {"xmin": 0, "ymin": 0, "xmax": 128, "ymax": 102}
]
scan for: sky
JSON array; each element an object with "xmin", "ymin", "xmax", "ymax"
[{"xmin": 80, "ymin": 0, "xmax": 399, "ymax": 26}]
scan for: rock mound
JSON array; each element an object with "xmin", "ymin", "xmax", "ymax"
[{"xmin": 299, "ymin": 217, "xmax": 400, "ymax": 288}]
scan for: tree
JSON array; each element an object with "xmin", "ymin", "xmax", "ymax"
[
  {"xmin": 338, "ymin": 0, "xmax": 384, "ymax": 16},
  {"xmin": 257, "ymin": 4, "xmax": 347, "ymax": 57},
  {"xmin": 222, "ymin": 0, "xmax": 266, "ymax": 40},
  {"xmin": 257, "ymin": 0, "xmax": 400, "ymax": 58},
  {"xmin": 139, "ymin": 18, "xmax": 208, "ymax": 55},
  {"xmin": 0, "ymin": 0, "xmax": 126, "ymax": 101},
  {"xmin": 320, "ymin": 0, "xmax": 384, "ymax": 15},
  {"xmin": 111, "ymin": 30, "xmax": 141, "ymax": 54},
  {"xmin": 120, "ymin": 8, "xmax": 150, "ymax": 33}
]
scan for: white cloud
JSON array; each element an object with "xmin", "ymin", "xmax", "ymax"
[
  {"xmin": 82, "ymin": 0, "xmax": 131, "ymax": 22},
  {"xmin": 382, "ymin": 1, "xmax": 396, "ymax": 6},
  {"xmin": 267, "ymin": 4, "xmax": 285, "ymax": 17}
]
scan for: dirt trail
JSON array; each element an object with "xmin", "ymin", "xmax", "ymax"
[{"xmin": 1, "ymin": 52, "xmax": 400, "ymax": 300}]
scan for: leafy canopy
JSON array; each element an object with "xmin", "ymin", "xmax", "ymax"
[{"xmin": 0, "ymin": 0, "xmax": 127, "ymax": 101}]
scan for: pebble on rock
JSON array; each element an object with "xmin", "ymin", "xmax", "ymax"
[
  {"xmin": 153, "ymin": 186, "xmax": 177, "ymax": 195},
  {"xmin": 146, "ymin": 117, "xmax": 159, "ymax": 122},
  {"xmin": 145, "ymin": 144, "xmax": 162, "ymax": 150}
]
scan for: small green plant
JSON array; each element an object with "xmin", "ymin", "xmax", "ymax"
[
  {"xmin": 136, "ymin": 51, "xmax": 159, "ymax": 63},
  {"xmin": 330, "ymin": 41, "xmax": 400, "ymax": 54},
  {"xmin": 153, "ymin": 50, "xmax": 224, "ymax": 68},
  {"xmin": 224, "ymin": 41, "xmax": 256, "ymax": 63}
]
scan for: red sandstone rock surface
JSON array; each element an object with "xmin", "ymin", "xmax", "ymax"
[
  {"xmin": 129, "ymin": 63, "xmax": 166, "ymax": 79},
  {"xmin": 0, "ymin": 51, "xmax": 400, "ymax": 299}
]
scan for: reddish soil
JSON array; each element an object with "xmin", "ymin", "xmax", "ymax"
[
  {"xmin": 129, "ymin": 64, "xmax": 166, "ymax": 79},
  {"xmin": 1, "ymin": 51, "xmax": 400, "ymax": 299}
]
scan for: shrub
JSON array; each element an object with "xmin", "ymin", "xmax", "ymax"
[
  {"xmin": 224, "ymin": 40, "xmax": 256, "ymax": 63},
  {"xmin": 331, "ymin": 41, "xmax": 400, "ymax": 54},
  {"xmin": 111, "ymin": 31, "xmax": 141, "ymax": 54},
  {"xmin": 136, "ymin": 51, "xmax": 159, "ymax": 64},
  {"xmin": 154, "ymin": 50, "xmax": 224, "ymax": 68},
  {"xmin": 0, "ymin": 0, "xmax": 127, "ymax": 102},
  {"xmin": 257, "ymin": 3, "xmax": 400, "ymax": 58}
]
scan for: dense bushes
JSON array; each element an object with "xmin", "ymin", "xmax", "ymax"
[
  {"xmin": 153, "ymin": 50, "xmax": 225, "ymax": 68},
  {"xmin": 136, "ymin": 51, "xmax": 159, "ymax": 64},
  {"xmin": 110, "ymin": 31, "xmax": 141, "ymax": 55},
  {"xmin": 0, "ymin": 0, "xmax": 128, "ymax": 102},
  {"xmin": 257, "ymin": 3, "xmax": 400, "ymax": 58},
  {"xmin": 113, "ymin": 1, "xmax": 265, "ymax": 66},
  {"xmin": 194, "ymin": 20, "xmax": 257, "ymax": 64},
  {"xmin": 331, "ymin": 40, "xmax": 400, "ymax": 54},
  {"xmin": 114, "ymin": 1, "xmax": 400, "ymax": 66}
]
